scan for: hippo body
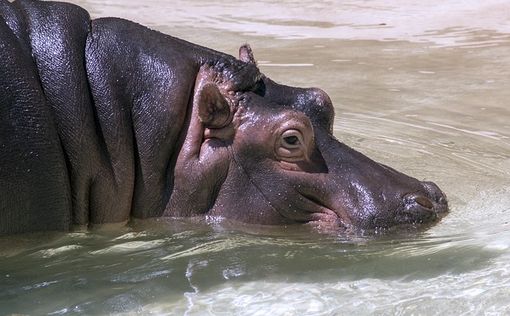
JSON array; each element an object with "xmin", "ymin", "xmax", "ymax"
[{"xmin": 0, "ymin": 0, "xmax": 448, "ymax": 235}]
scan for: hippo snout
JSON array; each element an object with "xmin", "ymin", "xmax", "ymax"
[{"xmin": 401, "ymin": 181, "xmax": 448, "ymax": 225}]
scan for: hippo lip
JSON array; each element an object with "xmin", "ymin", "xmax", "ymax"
[{"xmin": 300, "ymin": 192, "xmax": 353, "ymax": 228}]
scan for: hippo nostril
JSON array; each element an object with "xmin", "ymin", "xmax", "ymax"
[
  {"xmin": 404, "ymin": 193, "xmax": 434, "ymax": 210},
  {"xmin": 421, "ymin": 181, "xmax": 449, "ymax": 213},
  {"xmin": 422, "ymin": 181, "xmax": 446, "ymax": 201},
  {"xmin": 399, "ymin": 193, "xmax": 438, "ymax": 224},
  {"xmin": 414, "ymin": 195, "xmax": 434, "ymax": 210}
]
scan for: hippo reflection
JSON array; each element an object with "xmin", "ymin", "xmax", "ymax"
[{"xmin": 0, "ymin": 0, "xmax": 447, "ymax": 235}]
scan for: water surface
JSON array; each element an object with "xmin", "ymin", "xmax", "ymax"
[{"xmin": 1, "ymin": 0, "xmax": 509, "ymax": 314}]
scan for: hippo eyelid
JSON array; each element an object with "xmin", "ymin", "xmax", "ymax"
[
  {"xmin": 275, "ymin": 129, "xmax": 310, "ymax": 163},
  {"xmin": 281, "ymin": 129, "xmax": 303, "ymax": 149}
]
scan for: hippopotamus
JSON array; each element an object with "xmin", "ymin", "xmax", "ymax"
[{"xmin": 0, "ymin": 0, "xmax": 448, "ymax": 235}]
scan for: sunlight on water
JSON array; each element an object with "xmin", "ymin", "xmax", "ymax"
[{"xmin": 1, "ymin": 0, "xmax": 510, "ymax": 314}]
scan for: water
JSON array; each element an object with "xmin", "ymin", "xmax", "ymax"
[{"xmin": 1, "ymin": 0, "xmax": 510, "ymax": 314}]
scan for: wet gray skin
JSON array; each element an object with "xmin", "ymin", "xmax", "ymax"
[
  {"xmin": 0, "ymin": 1, "xmax": 447, "ymax": 235},
  {"xmin": 166, "ymin": 45, "xmax": 448, "ymax": 232}
]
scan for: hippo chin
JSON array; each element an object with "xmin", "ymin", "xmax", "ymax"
[{"xmin": 0, "ymin": 0, "xmax": 448, "ymax": 236}]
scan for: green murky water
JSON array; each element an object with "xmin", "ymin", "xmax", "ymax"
[{"xmin": 1, "ymin": 0, "xmax": 509, "ymax": 314}]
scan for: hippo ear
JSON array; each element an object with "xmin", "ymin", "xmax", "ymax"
[
  {"xmin": 239, "ymin": 44, "xmax": 256, "ymax": 64},
  {"xmin": 196, "ymin": 83, "xmax": 232, "ymax": 128}
]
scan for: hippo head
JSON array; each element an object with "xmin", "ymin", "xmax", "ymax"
[{"xmin": 167, "ymin": 45, "xmax": 448, "ymax": 233}]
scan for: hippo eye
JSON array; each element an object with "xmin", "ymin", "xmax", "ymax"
[
  {"xmin": 276, "ymin": 129, "xmax": 309, "ymax": 162},
  {"xmin": 281, "ymin": 130, "xmax": 303, "ymax": 149},
  {"xmin": 274, "ymin": 114, "xmax": 314, "ymax": 165},
  {"xmin": 284, "ymin": 135, "xmax": 299, "ymax": 146}
]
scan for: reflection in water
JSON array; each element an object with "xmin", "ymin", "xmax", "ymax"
[{"xmin": 1, "ymin": 0, "xmax": 510, "ymax": 314}]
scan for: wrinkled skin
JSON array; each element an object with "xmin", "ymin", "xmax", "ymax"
[{"xmin": 0, "ymin": 0, "xmax": 448, "ymax": 235}]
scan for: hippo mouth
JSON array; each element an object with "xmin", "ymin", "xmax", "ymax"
[{"xmin": 298, "ymin": 192, "xmax": 353, "ymax": 228}]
